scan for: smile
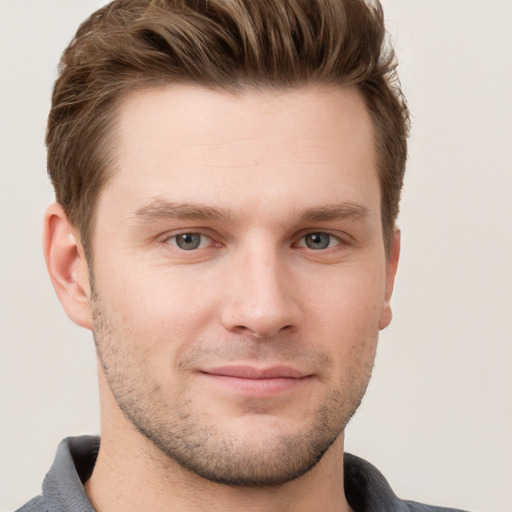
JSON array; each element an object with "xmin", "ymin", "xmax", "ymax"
[{"xmin": 199, "ymin": 365, "xmax": 311, "ymax": 396}]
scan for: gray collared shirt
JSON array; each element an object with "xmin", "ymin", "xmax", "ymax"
[{"xmin": 15, "ymin": 436, "xmax": 471, "ymax": 512}]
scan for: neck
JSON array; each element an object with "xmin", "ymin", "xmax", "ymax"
[
  {"xmin": 85, "ymin": 430, "xmax": 350, "ymax": 512},
  {"xmin": 85, "ymin": 370, "xmax": 353, "ymax": 512}
]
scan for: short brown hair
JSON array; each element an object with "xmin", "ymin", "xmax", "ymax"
[{"xmin": 47, "ymin": 0, "xmax": 409, "ymax": 258}]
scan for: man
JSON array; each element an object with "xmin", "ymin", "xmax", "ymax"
[{"xmin": 16, "ymin": 1, "xmax": 468, "ymax": 511}]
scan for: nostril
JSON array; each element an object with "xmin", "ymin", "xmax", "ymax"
[{"xmin": 219, "ymin": 281, "xmax": 302, "ymax": 338}]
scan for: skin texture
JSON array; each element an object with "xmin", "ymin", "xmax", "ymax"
[{"xmin": 44, "ymin": 84, "xmax": 400, "ymax": 512}]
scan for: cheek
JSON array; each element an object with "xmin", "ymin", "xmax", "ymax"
[
  {"xmin": 302, "ymin": 264, "xmax": 384, "ymax": 373},
  {"xmin": 306, "ymin": 264, "xmax": 386, "ymax": 330},
  {"xmin": 94, "ymin": 260, "xmax": 222, "ymax": 349}
]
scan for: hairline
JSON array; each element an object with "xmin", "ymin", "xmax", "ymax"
[{"xmin": 78, "ymin": 80, "xmax": 394, "ymax": 264}]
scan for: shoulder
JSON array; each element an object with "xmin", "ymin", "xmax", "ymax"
[
  {"xmin": 13, "ymin": 495, "xmax": 47, "ymax": 512},
  {"xmin": 344, "ymin": 453, "xmax": 472, "ymax": 512},
  {"xmin": 402, "ymin": 501, "xmax": 471, "ymax": 512},
  {"xmin": 12, "ymin": 436, "xmax": 99, "ymax": 512}
]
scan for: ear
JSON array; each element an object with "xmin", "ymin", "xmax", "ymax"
[
  {"xmin": 43, "ymin": 203, "xmax": 93, "ymax": 330},
  {"xmin": 378, "ymin": 229, "xmax": 401, "ymax": 330}
]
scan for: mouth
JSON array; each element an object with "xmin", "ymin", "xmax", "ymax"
[{"xmin": 198, "ymin": 365, "xmax": 311, "ymax": 396}]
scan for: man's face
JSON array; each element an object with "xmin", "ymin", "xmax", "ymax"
[{"xmin": 88, "ymin": 85, "xmax": 398, "ymax": 486}]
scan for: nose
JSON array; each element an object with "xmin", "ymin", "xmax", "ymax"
[{"xmin": 220, "ymin": 245, "xmax": 302, "ymax": 339}]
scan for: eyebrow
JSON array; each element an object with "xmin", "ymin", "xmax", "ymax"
[
  {"xmin": 133, "ymin": 200, "xmax": 369, "ymax": 225},
  {"xmin": 297, "ymin": 203, "xmax": 369, "ymax": 223},
  {"xmin": 134, "ymin": 200, "xmax": 238, "ymax": 223}
]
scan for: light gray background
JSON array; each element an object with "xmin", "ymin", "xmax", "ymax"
[{"xmin": 1, "ymin": 1, "xmax": 511, "ymax": 510}]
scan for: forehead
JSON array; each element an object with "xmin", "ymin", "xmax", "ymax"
[{"xmin": 102, "ymin": 84, "xmax": 379, "ymax": 220}]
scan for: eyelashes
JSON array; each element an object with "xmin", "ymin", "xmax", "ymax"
[
  {"xmin": 163, "ymin": 231, "xmax": 346, "ymax": 252},
  {"xmin": 171, "ymin": 233, "xmax": 210, "ymax": 251},
  {"xmin": 297, "ymin": 232, "xmax": 342, "ymax": 250}
]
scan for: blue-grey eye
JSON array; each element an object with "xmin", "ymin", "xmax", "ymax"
[
  {"xmin": 175, "ymin": 233, "xmax": 203, "ymax": 250},
  {"xmin": 304, "ymin": 232, "xmax": 332, "ymax": 250}
]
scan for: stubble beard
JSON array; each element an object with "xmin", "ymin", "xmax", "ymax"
[{"xmin": 91, "ymin": 294, "xmax": 375, "ymax": 487}]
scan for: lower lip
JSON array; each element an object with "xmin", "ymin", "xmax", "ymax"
[{"xmin": 200, "ymin": 373, "xmax": 308, "ymax": 396}]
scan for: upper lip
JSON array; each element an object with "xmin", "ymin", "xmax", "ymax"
[{"xmin": 200, "ymin": 365, "xmax": 307, "ymax": 379}]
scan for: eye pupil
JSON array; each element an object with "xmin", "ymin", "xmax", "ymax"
[
  {"xmin": 176, "ymin": 233, "xmax": 201, "ymax": 250},
  {"xmin": 305, "ymin": 233, "xmax": 330, "ymax": 250}
]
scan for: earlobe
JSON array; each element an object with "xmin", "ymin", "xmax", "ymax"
[
  {"xmin": 43, "ymin": 203, "xmax": 93, "ymax": 330},
  {"xmin": 379, "ymin": 229, "xmax": 401, "ymax": 330}
]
